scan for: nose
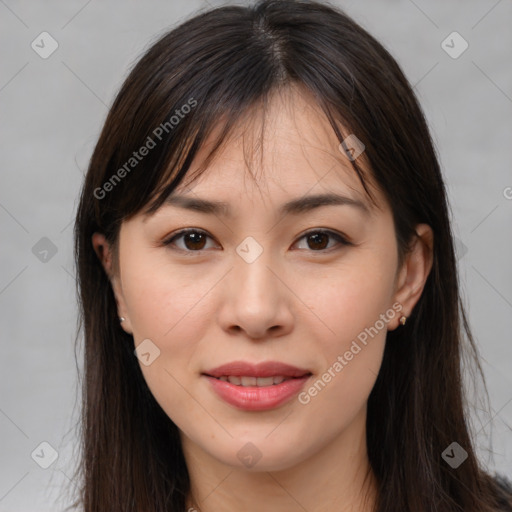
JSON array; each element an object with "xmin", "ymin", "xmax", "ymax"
[{"xmin": 217, "ymin": 250, "xmax": 294, "ymax": 340}]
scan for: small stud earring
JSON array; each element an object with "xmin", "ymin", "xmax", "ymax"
[
  {"xmin": 399, "ymin": 315, "xmax": 407, "ymax": 326},
  {"xmin": 119, "ymin": 317, "xmax": 125, "ymax": 323}
]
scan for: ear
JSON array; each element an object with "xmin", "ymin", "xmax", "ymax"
[
  {"xmin": 91, "ymin": 232, "xmax": 133, "ymax": 335},
  {"xmin": 388, "ymin": 224, "xmax": 434, "ymax": 331}
]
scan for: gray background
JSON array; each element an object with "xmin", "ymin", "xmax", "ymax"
[{"xmin": 1, "ymin": 0, "xmax": 511, "ymax": 510}]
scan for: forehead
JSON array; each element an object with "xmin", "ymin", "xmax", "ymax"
[
  {"xmin": 204, "ymin": 91, "xmax": 367, "ymax": 182},
  {"xmin": 145, "ymin": 85, "xmax": 386, "ymax": 220}
]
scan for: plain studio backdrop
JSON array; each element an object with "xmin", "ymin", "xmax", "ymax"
[{"xmin": 0, "ymin": 0, "xmax": 511, "ymax": 510}]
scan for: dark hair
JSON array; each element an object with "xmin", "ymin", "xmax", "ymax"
[{"xmin": 69, "ymin": 0, "xmax": 512, "ymax": 510}]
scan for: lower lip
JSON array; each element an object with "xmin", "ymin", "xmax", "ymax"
[{"xmin": 203, "ymin": 375, "xmax": 311, "ymax": 411}]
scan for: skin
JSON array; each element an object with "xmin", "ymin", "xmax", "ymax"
[{"xmin": 93, "ymin": 86, "xmax": 433, "ymax": 512}]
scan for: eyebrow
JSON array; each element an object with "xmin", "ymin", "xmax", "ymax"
[{"xmin": 154, "ymin": 192, "xmax": 370, "ymax": 219}]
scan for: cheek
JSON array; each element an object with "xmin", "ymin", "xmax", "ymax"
[
  {"xmin": 294, "ymin": 270, "xmax": 393, "ymax": 439},
  {"xmin": 298, "ymin": 247, "xmax": 397, "ymax": 345},
  {"xmin": 294, "ymin": 332, "xmax": 384, "ymax": 460},
  {"xmin": 121, "ymin": 250, "xmax": 214, "ymax": 342},
  {"xmin": 293, "ymin": 246, "xmax": 396, "ymax": 409},
  {"xmin": 119, "ymin": 251, "xmax": 218, "ymax": 426}
]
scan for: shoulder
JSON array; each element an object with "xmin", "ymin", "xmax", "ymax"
[{"xmin": 492, "ymin": 474, "xmax": 512, "ymax": 511}]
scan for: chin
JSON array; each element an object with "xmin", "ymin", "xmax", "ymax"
[{"xmin": 206, "ymin": 434, "xmax": 313, "ymax": 473}]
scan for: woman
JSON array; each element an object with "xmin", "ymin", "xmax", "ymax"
[{"xmin": 70, "ymin": 0, "xmax": 512, "ymax": 510}]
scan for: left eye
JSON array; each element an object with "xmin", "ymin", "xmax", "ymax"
[
  {"xmin": 294, "ymin": 230, "xmax": 351, "ymax": 251},
  {"xmin": 162, "ymin": 228, "xmax": 350, "ymax": 253}
]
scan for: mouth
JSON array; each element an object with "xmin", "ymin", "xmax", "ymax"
[
  {"xmin": 203, "ymin": 360, "xmax": 312, "ymax": 380},
  {"xmin": 206, "ymin": 375, "xmax": 311, "ymax": 387},
  {"xmin": 201, "ymin": 361, "xmax": 313, "ymax": 411}
]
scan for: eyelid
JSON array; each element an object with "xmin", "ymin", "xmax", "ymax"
[{"xmin": 162, "ymin": 227, "xmax": 352, "ymax": 253}]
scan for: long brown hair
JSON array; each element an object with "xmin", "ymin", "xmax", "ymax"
[{"xmin": 69, "ymin": 1, "xmax": 512, "ymax": 510}]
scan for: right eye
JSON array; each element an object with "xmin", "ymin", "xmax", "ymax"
[{"xmin": 162, "ymin": 228, "xmax": 219, "ymax": 253}]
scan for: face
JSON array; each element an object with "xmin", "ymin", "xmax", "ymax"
[{"xmin": 93, "ymin": 87, "xmax": 431, "ymax": 473}]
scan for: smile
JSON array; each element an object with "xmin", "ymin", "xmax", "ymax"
[
  {"xmin": 214, "ymin": 375, "xmax": 293, "ymax": 386},
  {"xmin": 203, "ymin": 374, "xmax": 311, "ymax": 411}
]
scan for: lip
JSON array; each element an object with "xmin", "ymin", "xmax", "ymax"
[
  {"xmin": 204, "ymin": 360, "xmax": 311, "ymax": 379},
  {"xmin": 202, "ymin": 361, "xmax": 312, "ymax": 411}
]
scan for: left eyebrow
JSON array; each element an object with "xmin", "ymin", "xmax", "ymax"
[
  {"xmin": 279, "ymin": 192, "xmax": 370, "ymax": 217},
  {"xmin": 148, "ymin": 191, "xmax": 370, "ymax": 220}
]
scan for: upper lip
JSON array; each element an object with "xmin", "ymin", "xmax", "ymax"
[{"xmin": 203, "ymin": 361, "xmax": 312, "ymax": 378}]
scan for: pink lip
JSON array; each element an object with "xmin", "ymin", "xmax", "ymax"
[
  {"xmin": 203, "ymin": 375, "xmax": 311, "ymax": 411},
  {"xmin": 204, "ymin": 360, "xmax": 311, "ymax": 378},
  {"xmin": 202, "ymin": 361, "xmax": 312, "ymax": 411}
]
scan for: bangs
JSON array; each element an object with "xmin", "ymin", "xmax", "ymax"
[
  {"xmin": 137, "ymin": 83, "xmax": 378, "ymax": 223},
  {"xmin": 89, "ymin": 0, "xmax": 402, "ymax": 249}
]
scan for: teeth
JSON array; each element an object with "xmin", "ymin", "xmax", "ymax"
[
  {"xmin": 254, "ymin": 377, "xmax": 274, "ymax": 386},
  {"xmin": 217, "ymin": 376, "xmax": 291, "ymax": 386},
  {"xmin": 240, "ymin": 376, "xmax": 257, "ymax": 386}
]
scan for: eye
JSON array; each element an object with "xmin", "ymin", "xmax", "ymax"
[
  {"xmin": 162, "ymin": 228, "xmax": 217, "ymax": 252},
  {"xmin": 162, "ymin": 228, "xmax": 351, "ymax": 253},
  {"xmin": 293, "ymin": 229, "xmax": 352, "ymax": 252}
]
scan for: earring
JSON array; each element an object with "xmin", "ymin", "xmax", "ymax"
[
  {"xmin": 119, "ymin": 317, "xmax": 125, "ymax": 323},
  {"xmin": 399, "ymin": 315, "xmax": 407, "ymax": 326}
]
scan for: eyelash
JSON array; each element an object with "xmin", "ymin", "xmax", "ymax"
[{"xmin": 161, "ymin": 228, "xmax": 352, "ymax": 254}]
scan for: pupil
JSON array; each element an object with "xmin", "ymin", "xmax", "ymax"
[
  {"xmin": 308, "ymin": 233, "xmax": 328, "ymax": 250},
  {"xmin": 185, "ymin": 233, "xmax": 206, "ymax": 250}
]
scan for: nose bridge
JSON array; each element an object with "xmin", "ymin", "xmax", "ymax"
[
  {"xmin": 233, "ymin": 235, "xmax": 280, "ymax": 306},
  {"xmin": 220, "ymin": 235, "xmax": 292, "ymax": 338}
]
